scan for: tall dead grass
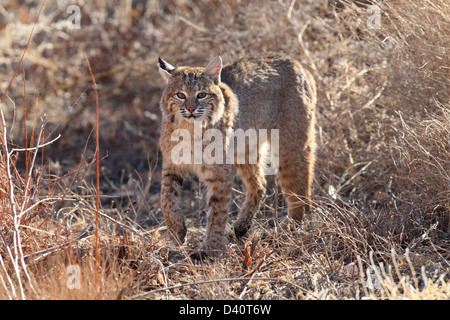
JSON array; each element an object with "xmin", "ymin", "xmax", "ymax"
[{"xmin": 0, "ymin": 0, "xmax": 448, "ymax": 299}]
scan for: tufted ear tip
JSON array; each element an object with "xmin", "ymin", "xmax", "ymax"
[
  {"xmin": 158, "ymin": 57, "xmax": 175, "ymax": 82},
  {"xmin": 158, "ymin": 57, "xmax": 175, "ymax": 73},
  {"xmin": 158, "ymin": 57, "xmax": 165, "ymax": 69}
]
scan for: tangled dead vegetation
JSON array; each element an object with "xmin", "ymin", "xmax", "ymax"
[{"xmin": 0, "ymin": 0, "xmax": 448, "ymax": 299}]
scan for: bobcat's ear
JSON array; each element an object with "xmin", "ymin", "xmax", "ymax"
[
  {"xmin": 204, "ymin": 56, "xmax": 222, "ymax": 84},
  {"xmin": 158, "ymin": 57, "xmax": 175, "ymax": 82}
]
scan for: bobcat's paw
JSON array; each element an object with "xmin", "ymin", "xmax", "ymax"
[
  {"xmin": 189, "ymin": 251, "xmax": 209, "ymax": 261},
  {"xmin": 232, "ymin": 221, "xmax": 250, "ymax": 239},
  {"xmin": 190, "ymin": 243, "xmax": 219, "ymax": 261},
  {"xmin": 167, "ymin": 219, "xmax": 187, "ymax": 245}
]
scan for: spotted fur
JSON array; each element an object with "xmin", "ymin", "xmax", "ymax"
[{"xmin": 158, "ymin": 52, "xmax": 317, "ymax": 255}]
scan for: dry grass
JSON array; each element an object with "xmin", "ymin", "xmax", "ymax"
[{"xmin": 0, "ymin": 0, "xmax": 448, "ymax": 300}]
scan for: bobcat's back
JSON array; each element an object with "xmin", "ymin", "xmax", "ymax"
[{"xmin": 221, "ymin": 52, "xmax": 316, "ymax": 131}]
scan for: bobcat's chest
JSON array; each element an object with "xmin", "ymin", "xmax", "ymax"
[{"xmin": 164, "ymin": 121, "xmax": 230, "ymax": 173}]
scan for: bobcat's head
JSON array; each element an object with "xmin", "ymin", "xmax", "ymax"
[{"xmin": 158, "ymin": 56, "xmax": 225, "ymax": 126}]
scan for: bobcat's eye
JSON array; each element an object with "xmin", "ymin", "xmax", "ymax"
[
  {"xmin": 176, "ymin": 92, "xmax": 186, "ymax": 100},
  {"xmin": 197, "ymin": 92, "xmax": 207, "ymax": 99}
]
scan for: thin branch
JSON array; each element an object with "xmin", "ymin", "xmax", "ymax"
[
  {"xmin": 9, "ymin": 134, "xmax": 61, "ymax": 155},
  {"xmin": 84, "ymin": 51, "xmax": 101, "ymax": 289}
]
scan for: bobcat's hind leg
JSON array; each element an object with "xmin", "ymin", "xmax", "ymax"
[
  {"xmin": 277, "ymin": 138, "xmax": 316, "ymax": 222},
  {"xmin": 232, "ymin": 163, "xmax": 267, "ymax": 238}
]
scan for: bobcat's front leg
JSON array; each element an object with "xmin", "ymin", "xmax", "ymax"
[
  {"xmin": 199, "ymin": 165, "xmax": 232, "ymax": 254},
  {"xmin": 161, "ymin": 169, "xmax": 186, "ymax": 245}
]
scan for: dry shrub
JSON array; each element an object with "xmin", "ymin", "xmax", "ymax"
[
  {"xmin": 311, "ymin": 0, "xmax": 449, "ymax": 235},
  {"xmin": 305, "ymin": 0, "xmax": 450, "ymax": 290},
  {"xmin": 0, "ymin": 0, "xmax": 449, "ymax": 300},
  {"xmin": 392, "ymin": 106, "xmax": 450, "ymax": 231}
]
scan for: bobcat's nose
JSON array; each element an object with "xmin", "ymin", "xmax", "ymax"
[{"xmin": 187, "ymin": 107, "xmax": 196, "ymax": 113}]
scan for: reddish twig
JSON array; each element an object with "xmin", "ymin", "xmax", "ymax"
[{"xmin": 84, "ymin": 52, "xmax": 101, "ymax": 290}]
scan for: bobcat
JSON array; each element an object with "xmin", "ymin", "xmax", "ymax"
[{"xmin": 158, "ymin": 52, "xmax": 316, "ymax": 257}]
